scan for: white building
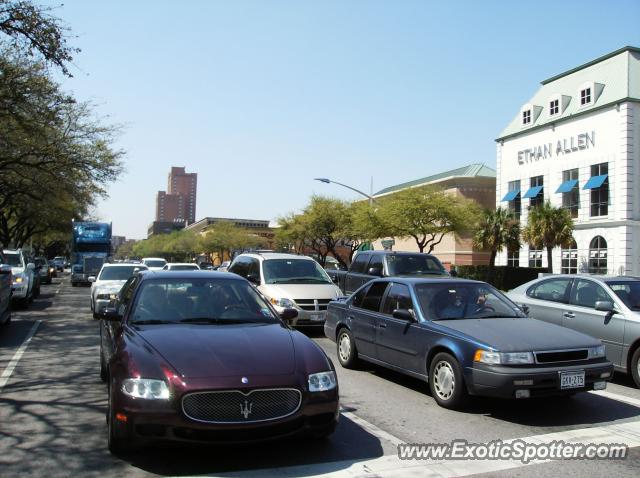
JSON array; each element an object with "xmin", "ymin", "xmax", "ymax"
[{"xmin": 496, "ymin": 46, "xmax": 640, "ymax": 275}]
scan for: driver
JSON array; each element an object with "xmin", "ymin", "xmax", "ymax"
[{"xmin": 435, "ymin": 288, "xmax": 468, "ymax": 319}]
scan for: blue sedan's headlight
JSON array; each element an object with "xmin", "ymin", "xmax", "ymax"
[
  {"xmin": 308, "ymin": 371, "xmax": 337, "ymax": 392},
  {"xmin": 588, "ymin": 345, "xmax": 606, "ymax": 359},
  {"xmin": 474, "ymin": 350, "xmax": 534, "ymax": 365},
  {"xmin": 122, "ymin": 378, "xmax": 170, "ymax": 399}
]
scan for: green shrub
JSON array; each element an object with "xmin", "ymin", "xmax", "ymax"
[{"xmin": 454, "ymin": 265, "xmax": 549, "ymax": 291}]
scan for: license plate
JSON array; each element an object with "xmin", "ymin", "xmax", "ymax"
[
  {"xmin": 310, "ymin": 312, "xmax": 325, "ymax": 322},
  {"xmin": 559, "ymin": 370, "xmax": 585, "ymax": 389}
]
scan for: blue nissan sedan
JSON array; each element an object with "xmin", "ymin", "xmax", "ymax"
[{"xmin": 324, "ymin": 278, "xmax": 613, "ymax": 409}]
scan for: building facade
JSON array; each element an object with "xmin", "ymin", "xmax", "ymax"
[
  {"xmin": 496, "ymin": 46, "xmax": 640, "ymax": 275},
  {"xmin": 155, "ymin": 167, "xmax": 197, "ymax": 224},
  {"xmin": 371, "ymin": 163, "xmax": 496, "ymax": 266}
]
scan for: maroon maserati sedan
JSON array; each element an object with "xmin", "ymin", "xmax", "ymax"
[{"xmin": 98, "ymin": 270, "xmax": 339, "ymax": 453}]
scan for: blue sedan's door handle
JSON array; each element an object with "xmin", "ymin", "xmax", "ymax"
[
  {"xmin": 564, "ymin": 312, "xmax": 575, "ymax": 319},
  {"xmin": 378, "ymin": 322, "xmax": 387, "ymax": 328}
]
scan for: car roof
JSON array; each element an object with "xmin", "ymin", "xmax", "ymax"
[
  {"xmin": 358, "ymin": 250, "xmax": 438, "ymax": 257},
  {"xmin": 370, "ymin": 277, "xmax": 480, "ymax": 286},
  {"xmin": 141, "ymin": 257, "xmax": 166, "ymax": 261},
  {"xmin": 138, "ymin": 270, "xmax": 244, "ymax": 281},
  {"xmin": 239, "ymin": 252, "xmax": 315, "ymax": 261},
  {"xmin": 102, "ymin": 262, "xmax": 148, "ymax": 268},
  {"xmin": 527, "ymin": 274, "xmax": 639, "ymax": 282},
  {"xmin": 167, "ymin": 263, "xmax": 199, "ymax": 266}
]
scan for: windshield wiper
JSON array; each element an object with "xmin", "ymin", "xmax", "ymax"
[
  {"xmin": 131, "ymin": 319, "xmax": 173, "ymax": 325},
  {"xmin": 178, "ymin": 318, "xmax": 260, "ymax": 324}
]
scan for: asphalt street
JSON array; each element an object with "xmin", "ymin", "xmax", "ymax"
[{"xmin": 1, "ymin": 276, "xmax": 639, "ymax": 477}]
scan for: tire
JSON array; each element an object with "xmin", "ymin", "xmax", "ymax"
[
  {"xmin": 428, "ymin": 352, "xmax": 468, "ymax": 409},
  {"xmin": 107, "ymin": 381, "xmax": 132, "ymax": 454},
  {"xmin": 336, "ymin": 328, "xmax": 358, "ymax": 368},
  {"xmin": 100, "ymin": 352, "xmax": 108, "ymax": 383},
  {"xmin": 630, "ymin": 347, "xmax": 640, "ymax": 388}
]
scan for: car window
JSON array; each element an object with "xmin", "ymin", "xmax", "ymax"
[
  {"xmin": 570, "ymin": 279, "xmax": 611, "ymax": 309},
  {"xmin": 350, "ymin": 254, "xmax": 370, "ymax": 274},
  {"xmin": 386, "ymin": 254, "xmax": 445, "ymax": 276},
  {"xmin": 367, "ymin": 255, "xmax": 384, "ymax": 274},
  {"xmin": 381, "ymin": 283, "xmax": 414, "ymax": 315},
  {"xmin": 117, "ymin": 276, "xmax": 139, "ymax": 315},
  {"xmin": 99, "ymin": 266, "xmax": 146, "ymax": 280},
  {"xmin": 526, "ymin": 278, "xmax": 572, "ymax": 303},
  {"xmin": 350, "ymin": 284, "xmax": 370, "ymax": 308},
  {"xmin": 144, "ymin": 259, "xmax": 166, "ymax": 268},
  {"xmin": 248, "ymin": 259, "xmax": 260, "ymax": 278},
  {"xmin": 228, "ymin": 257, "xmax": 249, "ymax": 277},
  {"xmin": 170, "ymin": 265, "xmax": 199, "ymax": 271},
  {"xmin": 358, "ymin": 282, "xmax": 389, "ymax": 312},
  {"xmin": 606, "ymin": 281, "xmax": 640, "ymax": 311},
  {"xmin": 3, "ymin": 253, "xmax": 22, "ymax": 267}
]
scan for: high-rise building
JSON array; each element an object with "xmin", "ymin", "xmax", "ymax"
[{"xmin": 155, "ymin": 167, "xmax": 197, "ymax": 225}]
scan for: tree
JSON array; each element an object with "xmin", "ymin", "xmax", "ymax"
[
  {"xmin": 522, "ymin": 201, "xmax": 574, "ymax": 271},
  {"xmin": 342, "ymin": 201, "xmax": 383, "ymax": 262},
  {"xmin": 198, "ymin": 222, "xmax": 261, "ymax": 264},
  {"xmin": 473, "ymin": 207, "xmax": 521, "ymax": 269},
  {"xmin": 377, "ymin": 186, "xmax": 479, "ymax": 253},
  {"xmin": 0, "ymin": 0, "xmax": 79, "ymax": 76},
  {"xmin": 274, "ymin": 213, "xmax": 309, "ymax": 254}
]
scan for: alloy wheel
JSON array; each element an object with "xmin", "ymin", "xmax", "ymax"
[
  {"xmin": 338, "ymin": 333, "xmax": 351, "ymax": 363},
  {"xmin": 433, "ymin": 360, "xmax": 455, "ymax": 400}
]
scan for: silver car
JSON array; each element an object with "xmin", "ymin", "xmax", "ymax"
[
  {"xmin": 508, "ymin": 275, "xmax": 640, "ymax": 387},
  {"xmin": 90, "ymin": 263, "xmax": 148, "ymax": 318}
]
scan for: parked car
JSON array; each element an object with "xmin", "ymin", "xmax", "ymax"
[
  {"xmin": 507, "ymin": 274, "xmax": 640, "ymax": 388},
  {"xmin": 327, "ymin": 251, "xmax": 449, "ymax": 295},
  {"xmin": 140, "ymin": 257, "xmax": 167, "ymax": 271},
  {"xmin": 98, "ymin": 270, "xmax": 339, "ymax": 452},
  {"xmin": 48, "ymin": 260, "xmax": 58, "ymax": 278},
  {"xmin": 217, "ymin": 260, "xmax": 231, "ymax": 272},
  {"xmin": 324, "ymin": 277, "xmax": 613, "ymax": 409},
  {"xmin": 197, "ymin": 261, "xmax": 215, "ymax": 270},
  {"xmin": 90, "ymin": 263, "xmax": 148, "ymax": 318},
  {"xmin": 162, "ymin": 263, "xmax": 201, "ymax": 271},
  {"xmin": 0, "ymin": 251, "xmax": 12, "ymax": 326},
  {"xmin": 228, "ymin": 253, "xmax": 343, "ymax": 327},
  {"xmin": 53, "ymin": 256, "xmax": 66, "ymax": 272},
  {"xmin": 323, "ymin": 256, "xmax": 347, "ymax": 272},
  {"xmin": 35, "ymin": 256, "xmax": 53, "ymax": 285},
  {"xmin": 2, "ymin": 249, "xmax": 36, "ymax": 307}
]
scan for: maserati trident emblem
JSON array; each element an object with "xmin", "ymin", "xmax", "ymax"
[
  {"xmin": 240, "ymin": 400, "xmax": 253, "ymax": 419},
  {"xmin": 241, "ymin": 377, "xmax": 249, "ymax": 384}
]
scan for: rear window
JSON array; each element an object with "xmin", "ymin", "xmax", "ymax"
[
  {"xmin": 3, "ymin": 253, "xmax": 21, "ymax": 267},
  {"xmin": 170, "ymin": 265, "xmax": 200, "ymax": 271},
  {"xmin": 144, "ymin": 260, "xmax": 167, "ymax": 268},
  {"xmin": 386, "ymin": 255, "xmax": 445, "ymax": 276},
  {"xmin": 99, "ymin": 266, "xmax": 147, "ymax": 280}
]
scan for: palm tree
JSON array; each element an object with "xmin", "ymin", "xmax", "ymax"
[
  {"xmin": 522, "ymin": 201, "xmax": 574, "ymax": 272},
  {"xmin": 473, "ymin": 207, "xmax": 521, "ymax": 269}
]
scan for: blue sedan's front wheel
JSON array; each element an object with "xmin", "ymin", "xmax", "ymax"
[
  {"xmin": 337, "ymin": 328, "xmax": 359, "ymax": 369},
  {"xmin": 429, "ymin": 352, "xmax": 468, "ymax": 409}
]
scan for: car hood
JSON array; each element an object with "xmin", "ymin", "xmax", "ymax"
[
  {"xmin": 138, "ymin": 323, "xmax": 296, "ymax": 378},
  {"xmin": 11, "ymin": 266, "xmax": 25, "ymax": 275},
  {"xmin": 259, "ymin": 283, "xmax": 342, "ymax": 300},
  {"xmin": 439, "ymin": 317, "xmax": 602, "ymax": 352}
]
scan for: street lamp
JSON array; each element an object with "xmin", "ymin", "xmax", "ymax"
[{"xmin": 314, "ymin": 178, "xmax": 376, "ymax": 205}]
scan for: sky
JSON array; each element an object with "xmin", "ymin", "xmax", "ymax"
[{"xmin": 45, "ymin": 0, "xmax": 640, "ymax": 239}]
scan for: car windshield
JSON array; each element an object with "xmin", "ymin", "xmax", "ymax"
[
  {"xmin": 606, "ymin": 281, "xmax": 640, "ymax": 311},
  {"xmin": 99, "ymin": 266, "xmax": 147, "ymax": 280},
  {"xmin": 144, "ymin": 260, "xmax": 166, "ymax": 268},
  {"xmin": 170, "ymin": 265, "xmax": 199, "ymax": 271},
  {"xmin": 130, "ymin": 278, "xmax": 280, "ymax": 324},
  {"xmin": 415, "ymin": 283, "xmax": 525, "ymax": 320},
  {"xmin": 386, "ymin": 255, "xmax": 446, "ymax": 276},
  {"xmin": 3, "ymin": 253, "xmax": 21, "ymax": 267},
  {"xmin": 262, "ymin": 259, "xmax": 333, "ymax": 284},
  {"xmin": 35, "ymin": 258, "xmax": 47, "ymax": 266}
]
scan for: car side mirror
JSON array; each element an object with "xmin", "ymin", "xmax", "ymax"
[
  {"xmin": 279, "ymin": 308, "xmax": 298, "ymax": 322},
  {"xmin": 246, "ymin": 273, "xmax": 260, "ymax": 285},
  {"xmin": 88, "ymin": 276, "xmax": 96, "ymax": 283},
  {"xmin": 100, "ymin": 307, "xmax": 122, "ymax": 321},
  {"xmin": 368, "ymin": 266, "xmax": 383, "ymax": 277},
  {"xmin": 519, "ymin": 304, "xmax": 530, "ymax": 315},
  {"xmin": 392, "ymin": 309, "xmax": 415, "ymax": 321},
  {"xmin": 595, "ymin": 301, "xmax": 615, "ymax": 313},
  {"xmin": 27, "ymin": 263, "xmax": 35, "ymax": 270}
]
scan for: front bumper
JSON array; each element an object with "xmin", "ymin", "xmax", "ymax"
[
  {"xmin": 11, "ymin": 283, "xmax": 28, "ymax": 299},
  {"xmin": 466, "ymin": 360, "xmax": 614, "ymax": 398},
  {"xmin": 113, "ymin": 386, "xmax": 339, "ymax": 445},
  {"xmin": 72, "ymin": 273, "xmax": 92, "ymax": 283},
  {"xmin": 290, "ymin": 309, "xmax": 328, "ymax": 327}
]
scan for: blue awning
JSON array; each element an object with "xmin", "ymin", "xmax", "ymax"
[
  {"xmin": 501, "ymin": 189, "xmax": 520, "ymax": 202},
  {"xmin": 583, "ymin": 174, "xmax": 608, "ymax": 190},
  {"xmin": 555, "ymin": 179, "xmax": 578, "ymax": 194},
  {"xmin": 522, "ymin": 186, "xmax": 543, "ymax": 198}
]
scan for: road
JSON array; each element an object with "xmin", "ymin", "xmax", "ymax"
[{"xmin": 1, "ymin": 276, "xmax": 639, "ymax": 477}]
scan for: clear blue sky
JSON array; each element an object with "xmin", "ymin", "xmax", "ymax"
[{"xmin": 47, "ymin": 0, "xmax": 640, "ymax": 239}]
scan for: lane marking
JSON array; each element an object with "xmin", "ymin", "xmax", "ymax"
[
  {"xmin": 211, "ymin": 419, "xmax": 640, "ymax": 478},
  {"xmin": 0, "ymin": 320, "xmax": 41, "ymax": 393},
  {"xmin": 590, "ymin": 389, "xmax": 640, "ymax": 408}
]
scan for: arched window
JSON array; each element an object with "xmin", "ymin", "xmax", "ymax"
[
  {"xmin": 561, "ymin": 240, "xmax": 578, "ymax": 274},
  {"xmin": 588, "ymin": 236, "xmax": 607, "ymax": 274}
]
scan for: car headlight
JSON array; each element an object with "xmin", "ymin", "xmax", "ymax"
[
  {"xmin": 13, "ymin": 275, "xmax": 24, "ymax": 284},
  {"xmin": 308, "ymin": 371, "xmax": 337, "ymax": 392},
  {"xmin": 270, "ymin": 298, "xmax": 296, "ymax": 308},
  {"xmin": 121, "ymin": 378, "xmax": 170, "ymax": 399},
  {"xmin": 474, "ymin": 350, "xmax": 534, "ymax": 365},
  {"xmin": 588, "ymin": 345, "xmax": 606, "ymax": 359}
]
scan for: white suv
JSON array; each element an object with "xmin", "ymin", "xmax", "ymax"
[
  {"xmin": 2, "ymin": 249, "xmax": 35, "ymax": 307},
  {"xmin": 141, "ymin": 257, "xmax": 167, "ymax": 271},
  {"xmin": 228, "ymin": 253, "xmax": 343, "ymax": 327}
]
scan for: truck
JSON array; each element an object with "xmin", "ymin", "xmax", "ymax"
[
  {"xmin": 326, "ymin": 250, "xmax": 450, "ymax": 296},
  {"xmin": 70, "ymin": 221, "xmax": 112, "ymax": 286}
]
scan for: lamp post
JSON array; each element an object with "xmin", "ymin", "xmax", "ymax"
[{"xmin": 314, "ymin": 178, "xmax": 376, "ymax": 206}]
